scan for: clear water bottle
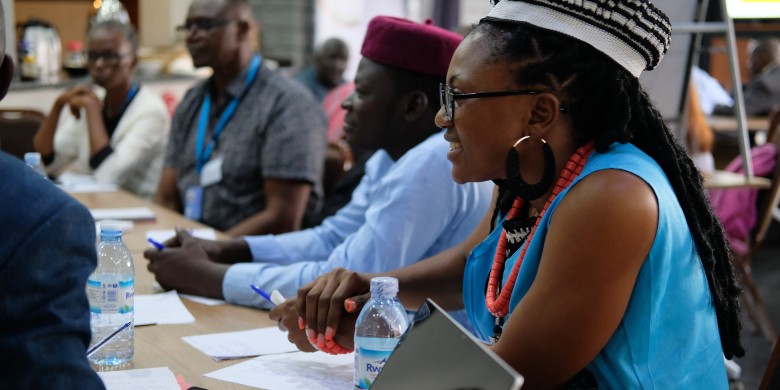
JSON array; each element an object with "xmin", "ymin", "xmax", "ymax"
[
  {"xmin": 23, "ymin": 152, "xmax": 47, "ymax": 179},
  {"xmin": 354, "ymin": 277, "xmax": 409, "ymax": 389},
  {"xmin": 87, "ymin": 221, "xmax": 135, "ymax": 366}
]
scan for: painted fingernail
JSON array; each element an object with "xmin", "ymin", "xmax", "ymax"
[
  {"xmin": 325, "ymin": 326, "xmax": 335, "ymax": 340},
  {"xmin": 306, "ymin": 328, "xmax": 316, "ymax": 342},
  {"xmin": 344, "ymin": 299, "xmax": 356, "ymax": 313},
  {"xmin": 298, "ymin": 317, "xmax": 305, "ymax": 330},
  {"xmin": 317, "ymin": 333, "xmax": 325, "ymax": 348}
]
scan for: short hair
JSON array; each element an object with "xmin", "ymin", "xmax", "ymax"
[
  {"xmin": 318, "ymin": 38, "xmax": 349, "ymax": 58},
  {"xmin": 224, "ymin": 0, "xmax": 253, "ymax": 19},
  {"xmin": 751, "ymin": 37, "xmax": 780, "ymax": 64},
  {"xmin": 88, "ymin": 20, "xmax": 138, "ymax": 56}
]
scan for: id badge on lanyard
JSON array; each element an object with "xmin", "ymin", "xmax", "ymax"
[
  {"xmin": 186, "ymin": 55, "xmax": 262, "ymax": 221},
  {"xmin": 185, "ymin": 156, "xmax": 223, "ymax": 220},
  {"xmin": 184, "ymin": 186, "xmax": 204, "ymax": 220}
]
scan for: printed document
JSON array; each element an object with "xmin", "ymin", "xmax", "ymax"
[
  {"xmin": 134, "ymin": 290, "xmax": 195, "ymax": 326},
  {"xmin": 97, "ymin": 367, "xmax": 179, "ymax": 390},
  {"xmin": 205, "ymin": 352, "xmax": 353, "ymax": 389},
  {"xmin": 183, "ymin": 327, "xmax": 298, "ymax": 360}
]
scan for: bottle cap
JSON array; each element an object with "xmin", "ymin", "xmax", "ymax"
[
  {"xmin": 370, "ymin": 276, "xmax": 399, "ymax": 298},
  {"xmin": 24, "ymin": 152, "xmax": 41, "ymax": 165},
  {"xmin": 99, "ymin": 220, "xmax": 125, "ymax": 234},
  {"xmin": 66, "ymin": 40, "xmax": 83, "ymax": 52}
]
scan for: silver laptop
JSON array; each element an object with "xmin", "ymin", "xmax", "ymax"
[{"xmin": 371, "ymin": 299, "xmax": 524, "ymax": 390}]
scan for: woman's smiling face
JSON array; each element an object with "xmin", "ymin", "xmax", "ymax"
[{"xmin": 436, "ymin": 31, "xmax": 536, "ymax": 185}]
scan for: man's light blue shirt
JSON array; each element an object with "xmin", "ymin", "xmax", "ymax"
[{"xmin": 223, "ymin": 131, "xmax": 493, "ymax": 309}]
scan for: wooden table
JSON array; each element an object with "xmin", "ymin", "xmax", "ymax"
[
  {"xmin": 707, "ymin": 115, "xmax": 770, "ymax": 133},
  {"xmin": 703, "ymin": 170, "xmax": 771, "ymax": 189},
  {"xmin": 72, "ymin": 190, "xmax": 275, "ymax": 389}
]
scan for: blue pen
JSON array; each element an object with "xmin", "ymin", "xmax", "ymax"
[
  {"xmin": 250, "ymin": 284, "xmax": 285, "ymax": 306},
  {"xmin": 87, "ymin": 321, "xmax": 132, "ymax": 357},
  {"xmin": 147, "ymin": 238, "xmax": 165, "ymax": 250}
]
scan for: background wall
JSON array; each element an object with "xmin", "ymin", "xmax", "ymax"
[
  {"xmin": 15, "ymin": 0, "xmax": 93, "ymax": 55},
  {"xmin": 314, "ymin": 0, "xmax": 405, "ymax": 81},
  {"xmin": 138, "ymin": 0, "xmax": 188, "ymax": 48}
]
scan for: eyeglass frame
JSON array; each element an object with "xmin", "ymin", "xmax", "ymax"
[
  {"xmin": 439, "ymin": 83, "xmax": 565, "ymax": 121},
  {"xmin": 86, "ymin": 51, "xmax": 133, "ymax": 67},
  {"xmin": 175, "ymin": 18, "xmax": 242, "ymax": 34}
]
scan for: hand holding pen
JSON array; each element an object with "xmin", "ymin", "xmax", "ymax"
[
  {"xmin": 250, "ymin": 284, "xmax": 286, "ymax": 306},
  {"xmin": 147, "ymin": 228, "xmax": 193, "ymax": 251},
  {"xmin": 254, "ymin": 285, "xmax": 350, "ymax": 354},
  {"xmin": 147, "ymin": 238, "xmax": 165, "ymax": 250}
]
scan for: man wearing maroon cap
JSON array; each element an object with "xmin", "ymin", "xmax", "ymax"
[{"xmin": 144, "ymin": 17, "xmax": 493, "ymax": 324}]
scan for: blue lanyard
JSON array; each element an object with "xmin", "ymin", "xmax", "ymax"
[
  {"xmin": 103, "ymin": 82, "xmax": 139, "ymax": 119},
  {"xmin": 119, "ymin": 83, "xmax": 140, "ymax": 113},
  {"xmin": 195, "ymin": 55, "xmax": 262, "ymax": 174},
  {"xmin": 102, "ymin": 82, "xmax": 139, "ymax": 136}
]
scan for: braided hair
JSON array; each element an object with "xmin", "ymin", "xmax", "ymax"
[{"xmin": 477, "ymin": 19, "xmax": 745, "ymax": 359}]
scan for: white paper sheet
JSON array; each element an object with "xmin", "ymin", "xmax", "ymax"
[
  {"xmin": 205, "ymin": 352, "xmax": 354, "ymax": 390},
  {"xmin": 182, "ymin": 326, "xmax": 298, "ymax": 360},
  {"xmin": 97, "ymin": 366, "xmax": 179, "ymax": 390},
  {"xmin": 145, "ymin": 229, "xmax": 217, "ymax": 245},
  {"xmin": 178, "ymin": 294, "xmax": 226, "ymax": 306},
  {"xmin": 57, "ymin": 172, "xmax": 119, "ymax": 193},
  {"xmin": 134, "ymin": 290, "xmax": 195, "ymax": 326},
  {"xmin": 91, "ymin": 207, "xmax": 156, "ymax": 221}
]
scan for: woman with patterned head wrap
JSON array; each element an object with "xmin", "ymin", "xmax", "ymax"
[{"xmin": 273, "ymin": 1, "xmax": 743, "ymax": 387}]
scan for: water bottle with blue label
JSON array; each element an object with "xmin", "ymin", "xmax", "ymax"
[
  {"xmin": 87, "ymin": 221, "xmax": 135, "ymax": 366},
  {"xmin": 354, "ymin": 277, "xmax": 409, "ymax": 389},
  {"xmin": 23, "ymin": 152, "xmax": 47, "ymax": 179}
]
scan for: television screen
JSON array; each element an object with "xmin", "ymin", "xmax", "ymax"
[{"xmin": 725, "ymin": 0, "xmax": 780, "ymax": 19}]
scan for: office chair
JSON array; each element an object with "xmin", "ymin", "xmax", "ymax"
[{"xmin": 0, "ymin": 108, "xmax": 45, "ymax": 159}]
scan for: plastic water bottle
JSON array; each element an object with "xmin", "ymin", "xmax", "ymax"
[
  {"xmin": 23, "ymin": 152, "xmax": 47, "ymax": 179},
  {"xmin": 87, "ymin": 221, "xmax": 135, "ymax": 366},
  {"xmin": 354, "ymin": 277, "xmax": 410, "ymax": 389}
]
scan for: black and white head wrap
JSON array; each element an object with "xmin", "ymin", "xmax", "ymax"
[{"xmin": 485, "ymin": 0, "xmax": 672, "ymax": 78}]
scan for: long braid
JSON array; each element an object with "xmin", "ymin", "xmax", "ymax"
[
  {"xmin": 630, "ymin": 85, "xmax": 744, "ymax": 358},
  {"xmin": 477, "ymin": 20, "xmax": 744, "ymax": 358}
]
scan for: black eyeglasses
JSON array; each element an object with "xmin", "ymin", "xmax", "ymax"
[
  {"xmin": 439, "ymin": 83, "xmax": 564, "ymax": 121},
  {"xmin": 175, "ymin": 18, "xmax": 240, "ymax": 34},
  {"xmin": 87, "ymin": 51, "xmax": 131, "ymax": 67}
]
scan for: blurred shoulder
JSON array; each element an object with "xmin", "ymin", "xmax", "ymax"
[
  {"xmin": 0, "ymin": 152, "xmax": 94, "ymax": 258},
  {"xmin": 0, "ymin": 153, "xmax": 90, "ymax": 219}
]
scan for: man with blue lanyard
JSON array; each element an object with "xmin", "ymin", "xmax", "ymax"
[{"xmin": 155, "ymin": 0, "xmax": 326, "ymax": 237}]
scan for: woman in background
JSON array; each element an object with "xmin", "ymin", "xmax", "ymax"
[
  {"xmin": 273, "ymin": 0, "xmax": 744, "ymax": 388},
  {"xmin": 34, "ymin": 20, "xmax": 169, "ymax": 199}
]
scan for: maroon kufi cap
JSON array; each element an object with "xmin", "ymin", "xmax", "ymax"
[{"xmin": 360, "ymin": 16, "xmax": 463, "ymax": 78}]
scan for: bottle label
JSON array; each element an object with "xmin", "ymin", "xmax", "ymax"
[
  {"xmin": 354, "ymin": 347, "xmax": 393, "ymax": 389},
  {"xmin": 21, "ymin": 58, "xmax": 38, "ymax": 79},
  {"xmin": 87, "ymin": 279, "xmax": 134, "ymax": 314}
]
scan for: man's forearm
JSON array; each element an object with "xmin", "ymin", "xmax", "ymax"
[{"xmin": 227, "ymin": 209, "xmax": 300, "ymax": 237}]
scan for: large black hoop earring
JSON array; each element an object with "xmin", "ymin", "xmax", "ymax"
[{"xmin": 504, "ymin": 136, "xmax": 555, "ymax": 200}]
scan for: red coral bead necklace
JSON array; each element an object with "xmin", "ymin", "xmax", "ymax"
[{"xmin": 486, "ymin": 142, "xmax": 595, "ymax": 342}]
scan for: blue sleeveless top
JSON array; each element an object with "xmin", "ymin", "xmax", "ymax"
[{"xmin": 463, "ymin": 143, "xmax": 727, "ymax": 389}]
